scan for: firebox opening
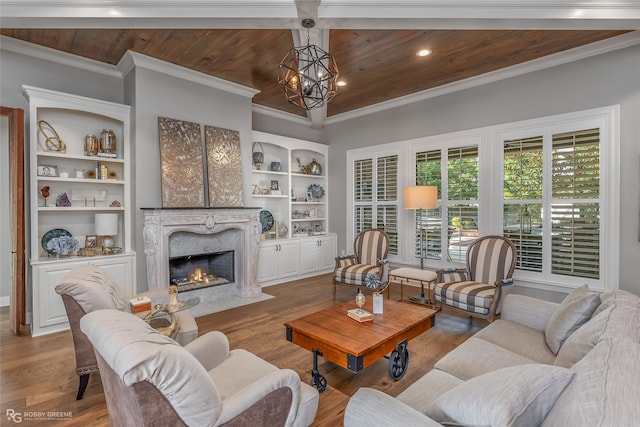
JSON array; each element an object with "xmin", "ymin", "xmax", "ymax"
[{"xmin": 169, "ymin": 250, "xmax": 234, "ymax": 293}]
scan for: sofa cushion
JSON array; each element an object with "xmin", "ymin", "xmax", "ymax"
[
  {"xmin": 397, "ymin": 369, "xmax": 463, "ymax": 414},
  {"xmin": 545, "ymin": 284, "xmax": 600, "ymax": 354},
  {"xmin": 425, "ymin": 364, "xmax": 574, "ymax": 427},
  {"xmin": 334, "ymin": 264, "xmax": 382, "ymax": 286},
  {"xmin": 554, "ymin": 305, "xmax": 613, "ymax": 368},
  {"xmin": 435, "ymin": 336, "xmax": 540, "ymax": 381},
  {"xmin": 208, "ymin": 348, "xmax": 280, "ymax": 400},
  {"xmin": 474, "ymin": 319, "xmax": 556, "ymax": 364},
  {"xmin": 543, "ymin": 338, "xmax": 640, "ymax": 427},
  {"xmin": 433, "ymin": 281, "xmax": 496, "ymax": 315}
]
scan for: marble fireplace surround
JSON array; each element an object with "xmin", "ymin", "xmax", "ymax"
[{"xmin": 142, "ymin": 208, "xmax": 266, "ymax": 315}]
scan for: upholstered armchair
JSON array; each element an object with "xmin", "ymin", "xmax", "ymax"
[
  {"xmin": 434, "ymin": 235, "xmax": 517, "ymax": 322},
  {"xmin": 80, "ymin": 309, "xmax": 319, "ymax": 427},
  {"xmin": 55, "ymin": 266, "xmax": 198, "ymax": 400},
  {"xmin": 333, "ymin": 229, "xmax": 390, "ymax": 299}
]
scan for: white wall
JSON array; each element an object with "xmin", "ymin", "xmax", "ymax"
[
  {"xmin": 123, "ymin": 66, "xmax": 257, "ymax": 291},
  {"xmin": 252, "ymin": 110, "xmax": 321, "ymax": 143},
  {"xmin": 323, "ymin": 44, "xmax": 640, "ymax": 296}
]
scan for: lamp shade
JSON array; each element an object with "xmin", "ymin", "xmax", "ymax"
[
  {"xmin": 94, "ymin": 213, "xmax": 118, "ymax": 236},
  {"xmin": 403, "ymin": 186, "xmax": 438, "ymax": 210}
]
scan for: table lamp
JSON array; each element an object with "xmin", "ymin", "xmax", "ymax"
[{"xmin": 95, "ymin": 213, "xmax": 119, "ymax": 252}]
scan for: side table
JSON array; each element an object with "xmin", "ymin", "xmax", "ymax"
[{"xmin": 143, "ymin": 296, "xmax": 200, "ymax": 338}]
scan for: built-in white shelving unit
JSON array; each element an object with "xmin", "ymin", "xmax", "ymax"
[
  {"xmin": 251, "ymin": 131, "xmax": 336, "ymax": 286},
  {"xmin": 24, "ymin": 85, "xmax": 136, "ymax": 336}
]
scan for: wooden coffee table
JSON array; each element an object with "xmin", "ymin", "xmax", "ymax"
[{"xmin": 285, "ymin": 299, "xmax": 437, "ymax": 392}]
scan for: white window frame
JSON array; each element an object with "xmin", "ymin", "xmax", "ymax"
[
  {"xmin": 346, "ymin": 143, "xmax": 403, "ymax": 262},
  {"xmin": 409, "ymin": 133, "xmax": 487, "ymax": 268},
  {"xmin": 495, "ymin": 106, "xmax": 619, "ymax": 292},
  {"xmin": 345, "ymin": 106, "xmax": 619, "ymax": 293}
]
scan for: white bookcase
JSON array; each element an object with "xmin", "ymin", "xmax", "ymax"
[
  {"xmin": 251, "ymin": 131, "xmax": 336, "ymax": 286},
  {"xmin": 24, "ymin": 85, "xmax": 136, "ymax": 336}
]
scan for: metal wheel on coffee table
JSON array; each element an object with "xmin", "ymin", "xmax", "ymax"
[
  {"xmin": 310, "ymin": 372, "xmax": 327, "ymax": 392},
  {"xmin": 387, "ymin": 340, "xmax": 410, "ymax": 380}
]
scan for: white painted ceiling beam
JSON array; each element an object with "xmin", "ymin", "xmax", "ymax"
[{"xmin": 2, "ymin": 0, "xmax": 638, "ymax": 30}]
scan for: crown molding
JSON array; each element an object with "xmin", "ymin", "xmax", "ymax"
[
  {"xmin": 324, "ymin": 31, "xmax": 640, "ymax": 126},
  {"xmin": 0, "ymin": 35, "xmax": 121, "ymax": 78},
  {"xmin": 319, "ymin": 0, "xmax": 640, "ymax": 21},
  {"xmin": 119, "ymin": 51, "xmax": 260, "ymax": 98},
  {"xmin": 0, "ymin": 1, "xmax": 298, "ymax": 28}
]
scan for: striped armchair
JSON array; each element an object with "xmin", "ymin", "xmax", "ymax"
[
  {"xmin": 333, "ymin": 229, "xmax": 390, "ymax": 299},
  {"xmin": 434, "ymin": 235, "xmax": 517, "ymax": 322}
]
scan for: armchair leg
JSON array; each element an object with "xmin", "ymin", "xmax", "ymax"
[
  {"xmin": 76, "ymin": 373, "xmax": 90, "ymax": 400},
  {"xmin": 332, "ymin": 280, "xmax": 336, "ymax": 300}
]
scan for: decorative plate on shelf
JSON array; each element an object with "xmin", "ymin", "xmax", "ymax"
[
  {"xmin": 308, "ymin": 183, "xmax": 325, "ymax": 200},
  {"xmin": 259, "ymin": 210, "xmax": 274, "ymax": 232},
  {"xmin": 41, "ymin": 228, "xmax": 79, "ymax": 255}
]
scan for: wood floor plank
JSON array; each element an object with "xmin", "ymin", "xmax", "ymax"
[{"xmin": 0, "ymin": 273, "xmax": 486, "ymax": 425}]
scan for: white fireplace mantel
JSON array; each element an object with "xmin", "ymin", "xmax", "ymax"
[{"xmin": 142, "ymin": 207, "xmax": 262, "ymax": 297}]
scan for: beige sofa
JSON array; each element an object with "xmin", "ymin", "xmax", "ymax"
[{"xmin": 345, "ymin": 286, "xmax": 640, "ymax": 426}]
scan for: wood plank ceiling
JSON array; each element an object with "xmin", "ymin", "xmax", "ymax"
[{"xmin": 0, "ymin": 28, "xmax": 629, "ymax": 117}]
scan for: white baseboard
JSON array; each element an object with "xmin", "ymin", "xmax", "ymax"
[{"xmin": 0, "ymin": 296, "xmax": 9, "ymax": 307}]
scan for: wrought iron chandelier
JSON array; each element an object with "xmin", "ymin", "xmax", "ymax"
[{"xmin": 278, "ymin": 18, "xmax": 339, "ymax": 110}]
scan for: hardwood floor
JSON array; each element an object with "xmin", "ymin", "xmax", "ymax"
[{"xmin": 0, "ymin": 273, "xmax": 486, "ymax": 426}]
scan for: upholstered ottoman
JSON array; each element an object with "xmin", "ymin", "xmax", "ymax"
[{"xmin": 390, "ymin": 267, "xmax": 438, "ymax": 307}]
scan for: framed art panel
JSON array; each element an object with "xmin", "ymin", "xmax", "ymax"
[
  {"xmin": 205, "ymin": 125, "xmax": 244, "ymax": 207},
  {"xmin": 158, "ymin": 117, "xmax": 205, "ymax": 207}
]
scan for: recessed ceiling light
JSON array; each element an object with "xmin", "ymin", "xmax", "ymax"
[
  {"xmin": 416, "ymin": 49, "xmax": 432, "ymax": 57},
  {"xmin": 337, "ymin": 80, "xmax": 347, "ymax": 87}
]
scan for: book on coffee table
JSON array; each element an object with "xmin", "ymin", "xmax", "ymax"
[{"xmin": 347, "ymin": 308, "xmax": 374, "ymax": 322}]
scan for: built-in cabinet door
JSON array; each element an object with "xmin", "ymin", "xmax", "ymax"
[
  {"xmin": 276, "ymin": 240, "xmax": 299, "ymax": 279},
  {"xmin": 299, "ymin": 235, "xmax": 337, "ymax": 274},
  {"xmin": 91, "ymin": 254, "xmax": 135, "ymax": 297},
  {"xmin": 319, "ymin": 235, "xmax": 337, "ymax": 271},
  {"xmin": 31, "ymin": 254, "xmax": 136, "ymax": 337},
  {"xmin": 257, "ymin": 242, "xmax": 279, "ymax": 283},
  {"xmin": 33, "ymin": 259, "xmax": 89, "ymax": 336},
  {"xmin": 299, "ymin": 239, "xmax": 320, "ymax": 274}
]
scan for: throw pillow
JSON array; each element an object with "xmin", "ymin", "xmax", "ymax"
[
  {"xmin": 544, "ymin": 284, "xmax": 600, "ymax": 354},
  {"xmin": 425, "ymin": 364, "xmax": 574, "ymax": 427},
  {"xmin": 554, "ymin": 305, "xmax": 613, "ymax": 368}
]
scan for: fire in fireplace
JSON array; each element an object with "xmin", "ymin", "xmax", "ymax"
[{"xmin": 169, "ymin": 250, "xmax": 234, "ymax": 293}]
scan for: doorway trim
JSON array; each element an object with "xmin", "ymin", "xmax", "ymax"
[{"xmin": 2, "ymin": 106, "xmax": 27, "ymax": 336}]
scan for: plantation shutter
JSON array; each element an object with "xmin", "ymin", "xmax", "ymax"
[
  {"xmin": 353, "ymin": 159, "xmax": 373, "ymax": 235},
  {"xmin": 415, "ymin": 146, "xmax": 478, "ymax": 262},
  {"xmin": 354, "ymin": 159, "xmax": 373, "ymax": 202},
  {"xmin": 447, "ymin": 146, "xmax": 479, "ymax": 262},
  {"xmin": 352, "ymin": 156, "xmax": 398, "ymax": 255},
  {"xmin": 377, "ymin": 155, "xmax": 398, "ymax": 255},
  {"xmin": 551, "ymin": 129, "xmax": 600, "ymax": 279},
  {"xmin": 503, "ymin": 136, "xmax": 544, "ymax": 272},
  {"xmin": 415, "ymin": 150, "xmax": 442, "ymax": 259}
]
